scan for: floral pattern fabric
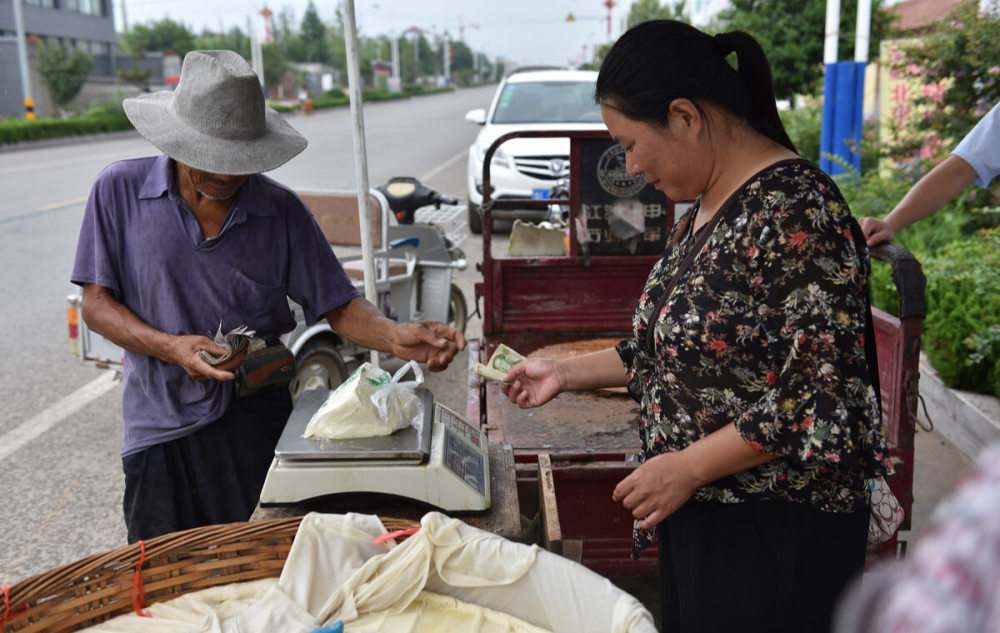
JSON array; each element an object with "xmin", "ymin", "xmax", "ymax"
[{"xmin": 616, "ymin": 160, "xmax": 892, "ymax": 558}]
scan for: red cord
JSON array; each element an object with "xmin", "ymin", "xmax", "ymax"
[
  {"xmin": 1, "ymin": 585, "xmax": 30, "ymax": 630},
  {"xmin": 372, "ymin": 527, "xmax": 421, "ymax": 545},
  {"xmin": 131, "ymin": 541, "xmax": 152, "ymax": 618}
]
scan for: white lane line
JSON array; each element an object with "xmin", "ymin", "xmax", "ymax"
[
  {"xmin": 0, "ymin": 150, "xmax": 141, "ymax": 176},
  {"xmin": 0, "ymin": 371, "xmax": 119, "ymax": 463},
  {"xmin": 418, "ymin": 149, "xmax": 468, "ymax": 184}
]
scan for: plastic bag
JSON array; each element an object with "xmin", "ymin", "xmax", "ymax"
[{"xmin": 303, "ymin": 361, "xmax": 424, "ymax": 440}]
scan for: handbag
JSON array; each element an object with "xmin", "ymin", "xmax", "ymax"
[{"xmin": 868, "ymin": 476, "xmax": 905, "ymax": 545}]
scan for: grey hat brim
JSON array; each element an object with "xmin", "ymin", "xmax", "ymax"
[{"xmin": 124, "ymin": 91, "xmax": 308, "ymax": 175}]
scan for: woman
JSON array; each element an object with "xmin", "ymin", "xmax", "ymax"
[{"xmin": 501, "ymin": 21, "xmax": 892, "ymax": 633}]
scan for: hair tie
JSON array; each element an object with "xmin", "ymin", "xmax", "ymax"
[{"xmin": 715, "ymin": 32, "xmax": 736, "ymax": 57}]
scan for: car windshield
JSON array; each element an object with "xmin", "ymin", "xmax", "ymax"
[{"xmin": 491, "ymin": 81, "xmax": 602, "ymax": 124}]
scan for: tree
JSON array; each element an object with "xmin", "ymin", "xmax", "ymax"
[
  {"xmin": 717, "ymin": 0, "xmax": 896, "ymax": 101},
  {"xmin": 123, "ymin": 18, "xmax": 196, "ymax": 58},
  {"xmin": 118, "ymin": 39, "xmax": 152, "ymax": 93},
  {"xmin": 627, "ymin": 0, "xmax": 689, "ymax": 26},
  {"xmin": 37, "ymin": 43, "xmax": 92, "ymax": 112},
  {"xmin": 892, "ymin": 0, "xmax": 1000, "ymax": 145},
  {"xmin": 193, "ymin": 26, "xmax": 250, "ymax": 59},
  {"xmin": 300, "ymin": 1, "xmax": 331, "ymax": 64}
]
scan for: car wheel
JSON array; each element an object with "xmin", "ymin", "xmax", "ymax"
[
  {"xmin": 289, "ymin": 340, "xmax": 348, "ymax": 404},
  {"xmin": 448, "ymin": 284, "xmax": 468, "ymax": 334},
  {"xmin": 468, "ymin": 202, "xmax": 483, "ymax": 235}
]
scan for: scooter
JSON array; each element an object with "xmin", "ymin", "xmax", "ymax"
[{"xmin": 284, "ymin": 179, "xmax": 470, "ymax": 402}]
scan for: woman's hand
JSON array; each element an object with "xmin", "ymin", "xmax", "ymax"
[
  {"xmin": 613, "ymin": 451, "xmax": 700, "ymax": 530},
  {"xmin": 500, "ymin": 358, "xmax": 566, "ymax": 408}
]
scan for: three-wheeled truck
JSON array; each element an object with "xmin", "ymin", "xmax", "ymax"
[{"xmin": 466, "ymin": 130, "xmax": 926, "ymax": 575}]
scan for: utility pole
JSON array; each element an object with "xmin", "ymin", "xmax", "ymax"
[
  {"xmin": 11, "ymin": 0, "xmax": 34, "ymax": 120},
  {"xmin": 442, "ymin": 32, "xmax": 450, "ymax": 86},
  {"xmin": 121, "ymin": 0, "xmax": 129, "ymax": 35},
  {"xmin": 603, "ymin": 0, "xmax": 616, "ymax": 40}
]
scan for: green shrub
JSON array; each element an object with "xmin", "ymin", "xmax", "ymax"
[
  {"xmin": 268, "ymin": 103, "xmax": 297, "ymax": 113},
  {"xmin": 0, "ymin": 112, "xmax": 133, "ymax": 145},
  {"xmin": 780, "ymin": 106, "xmax": 822, "ymax": 164},
  {"xmin": 310, "ymin": 95, "xmax": 350, "ymax": 110},
  {"xmin": 921, "ymin": 229, "xmax": 1000, "ymax": 396},
  {"xmin": 324, "ymin": 87, "xmax": 347, "ymax": 99}
]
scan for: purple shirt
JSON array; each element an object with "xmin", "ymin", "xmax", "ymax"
[{"xmin": 72, "ymin": 155, "xmax": 359, "ymax": 456}]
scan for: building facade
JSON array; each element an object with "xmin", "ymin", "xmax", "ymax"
[{"xmin": 0, "ymin": 0, "xmax": 116, "ymax": 117}]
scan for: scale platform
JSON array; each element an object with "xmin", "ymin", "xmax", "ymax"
[{"xmin": 259, "ymin": 388, "xmax": 491, "ymax": 512}]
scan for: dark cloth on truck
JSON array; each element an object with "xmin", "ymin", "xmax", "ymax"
[{"xmin": 122, "ymin": 388, "xmax": 292, "ymax": 543}]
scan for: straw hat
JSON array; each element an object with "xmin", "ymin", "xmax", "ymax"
[{"xmin": 123, "ymin": 50, "xmax": 307, "ymax": 175}]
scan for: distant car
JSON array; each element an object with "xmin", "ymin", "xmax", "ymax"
[{"xmin": 464, "ymin": 67, "xmax": 606, "ymax": 234}]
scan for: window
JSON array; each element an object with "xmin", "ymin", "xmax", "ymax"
[{"xmin": 492, "ymin": 81, "xmax": 602, "ymax": 125}]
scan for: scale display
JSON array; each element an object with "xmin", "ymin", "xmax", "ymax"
[{"xmin": 260, "ymin": 390, "xmax": 491, "ymax": 512}]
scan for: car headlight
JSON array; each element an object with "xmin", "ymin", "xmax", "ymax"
[{"xmin": 477, "ymin": 143, "xmax": 510, "ymax": 169}]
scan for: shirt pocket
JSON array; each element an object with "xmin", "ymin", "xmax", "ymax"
[{"xmin": 224, "ymin": 267, "xmax": 295, "ymax": 336}]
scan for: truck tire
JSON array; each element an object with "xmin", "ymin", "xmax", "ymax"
[
  {"xmin": 289, "ymin": 340, "xmax": 348, "ymax": 404},
  {"xmin": 449, "ymin": 284, "xmax": 468, "ymax": 334},
  {"xmin": 468, "ymin": 202, "xmax": 483, "ymax": 235}
]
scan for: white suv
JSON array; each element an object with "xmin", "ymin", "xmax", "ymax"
[{"xmin": 464, "ymin": 67, "xmax": 606, "ymax": 234}]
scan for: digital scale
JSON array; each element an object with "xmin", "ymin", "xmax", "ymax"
[{"xmin": 259, "ymin": 389, "xmax": 491, "ymax": 512}]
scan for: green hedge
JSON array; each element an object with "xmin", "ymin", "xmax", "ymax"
[{"xmin": 0, "ymin": 113, "xmax": 133, "ymax": 145}]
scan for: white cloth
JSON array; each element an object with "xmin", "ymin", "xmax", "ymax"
[
  {"xmin": 952, "ymin": 101, "xmax": 1000, "ymax": 188},
  {"xmin": 84, "ymin": 512, "xmax": 656, "ymax": 633}
]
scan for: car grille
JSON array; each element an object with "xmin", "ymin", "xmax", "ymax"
[{"xmin": 513, "ymin": 155, "xmax": 570, "ymax": 181}]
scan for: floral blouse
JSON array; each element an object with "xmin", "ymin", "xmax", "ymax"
[{"xmin": 616, "ymin": 159, "xmax": 892, "ymax": 558}]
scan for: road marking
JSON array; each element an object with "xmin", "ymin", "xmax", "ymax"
[
  {"xmin": 38, "ymin": 196, "xmax": 87, "ymax": 211},
  {"xmin": 418, "ymin": 149, "xmax": 468, "ymax": 184},
  {"xmin": 0, "ymin": 150, "xmax": 139, "ymax": 176},
  {"xmin": 0, "ymin": 371, "xmax": 119, "ymax": 463}
]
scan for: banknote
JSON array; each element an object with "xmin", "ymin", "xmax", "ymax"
[
  {"xmin": 475, "ymin": 343, "xmax": 525, "ymax": 384},
  {"xmin": 199, "ymin": 323, "xmax": 266, "ymax": 366}
]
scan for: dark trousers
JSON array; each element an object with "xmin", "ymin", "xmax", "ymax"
[
  {"xmin": 121, "ymin": 389, "xmax": 292, "ymax": 543},
  {"xmin": 658, "ymin": 500, "xmax": 868, "ymax": 633}
]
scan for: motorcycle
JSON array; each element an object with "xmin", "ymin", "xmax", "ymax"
[{"xmin": 285, "ymin": 178, "xmax": 470, "ymax": 402}]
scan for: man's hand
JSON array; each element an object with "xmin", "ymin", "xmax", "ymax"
[
  {"xmin": 388, "ymin": 321, "xmax": 467, "ymax": 372},
  {"xmin": 859, "ymin": 216, "xmax": 896, "ymax": 247},
  {"xmin": 613, "ymin": 451, "xmax": 700, "ymax": 530},
  {"xmin": 166, "ymin": 335, "xmax": 247, "ymax": 382},
  {"xmin": 501, "ymin": 358, "xmax": 565, "ymax": 408}
]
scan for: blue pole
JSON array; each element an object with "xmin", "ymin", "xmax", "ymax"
[
  {"xmin": 831, "ymin": 60, "xmax": 856, "ymax": 177},
  {"xmin": 852, "ymin": 60, "xmax": 867, "ymax": 175},
  {"xmin": 820, "ymin": 63, "xmax": 837, "ymax": 174}
]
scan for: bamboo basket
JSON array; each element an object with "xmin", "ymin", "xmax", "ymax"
[{"xmin": 2, "ymin": 516, "xmax": 419, "ymax": 633}]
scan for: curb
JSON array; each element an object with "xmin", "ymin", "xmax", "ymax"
[
  {"xmin": 919, "ymin": 352, "xmax": 1000, "ymax": 460},
  {"xmin": 0, "ymin": 129, "xmax": 141, "ymax": 154}
]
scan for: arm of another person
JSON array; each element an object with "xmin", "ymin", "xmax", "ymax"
[
  {"xmin": 859, "ymin": 154, "xmax": 979, "ymax": 246},
  {"xmin": 323, "ymin": 296, "xmax": 466, "ymax": 372},
  {"xmin": 81, "ymin": 283, "xmax": 244, "ymax": 382},
  {"xmin": 501, "ymin": 347, "xmax": 627, "ymax": 408}
]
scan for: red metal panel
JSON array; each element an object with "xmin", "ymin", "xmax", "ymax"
[
  {"xmin": 551, "ymin": 461, "xmax": 659, "ymax": 576},
  {"xmin": 495, "ymin": 257, "xmax": 657, "ymax": 333}
]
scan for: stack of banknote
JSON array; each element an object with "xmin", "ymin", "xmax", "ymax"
[
  {"xmin": 475, "ymin": 343, "xmax": 525, "ymax": 384},
  {"xmin": 199, "ymin": 323, "xmax": 266, "ymax": 366}
]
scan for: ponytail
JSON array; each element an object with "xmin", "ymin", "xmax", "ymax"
[
  {"xmin": 596, "ymin": 21, "xmax": 797, "ymax": 155},
  {"xmin": 727, "ymin": 31, "xmax": 797, "ymax": 154}
]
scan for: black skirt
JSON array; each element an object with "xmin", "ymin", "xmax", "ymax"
[{"xmin": 660, "ymin": 499, "xmax": 868, "ymax": 633}]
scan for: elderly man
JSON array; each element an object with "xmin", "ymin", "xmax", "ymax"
[{"xmin": 72, "ymin": 50, "xmax": 465, "ymax": 543}]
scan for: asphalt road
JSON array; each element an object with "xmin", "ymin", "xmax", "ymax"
[{"xmin": 0, "ymin": 84, "xmax": 508, "ymax": 586}]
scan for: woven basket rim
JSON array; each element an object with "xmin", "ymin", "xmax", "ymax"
[{"xmin": 3, "ymin": 515, "xmax": 419, "ymax": 633}]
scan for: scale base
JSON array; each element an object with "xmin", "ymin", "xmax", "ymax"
[{"xmin": 259, "ymin": 395, "xmax": 491, "ymax": 513}]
